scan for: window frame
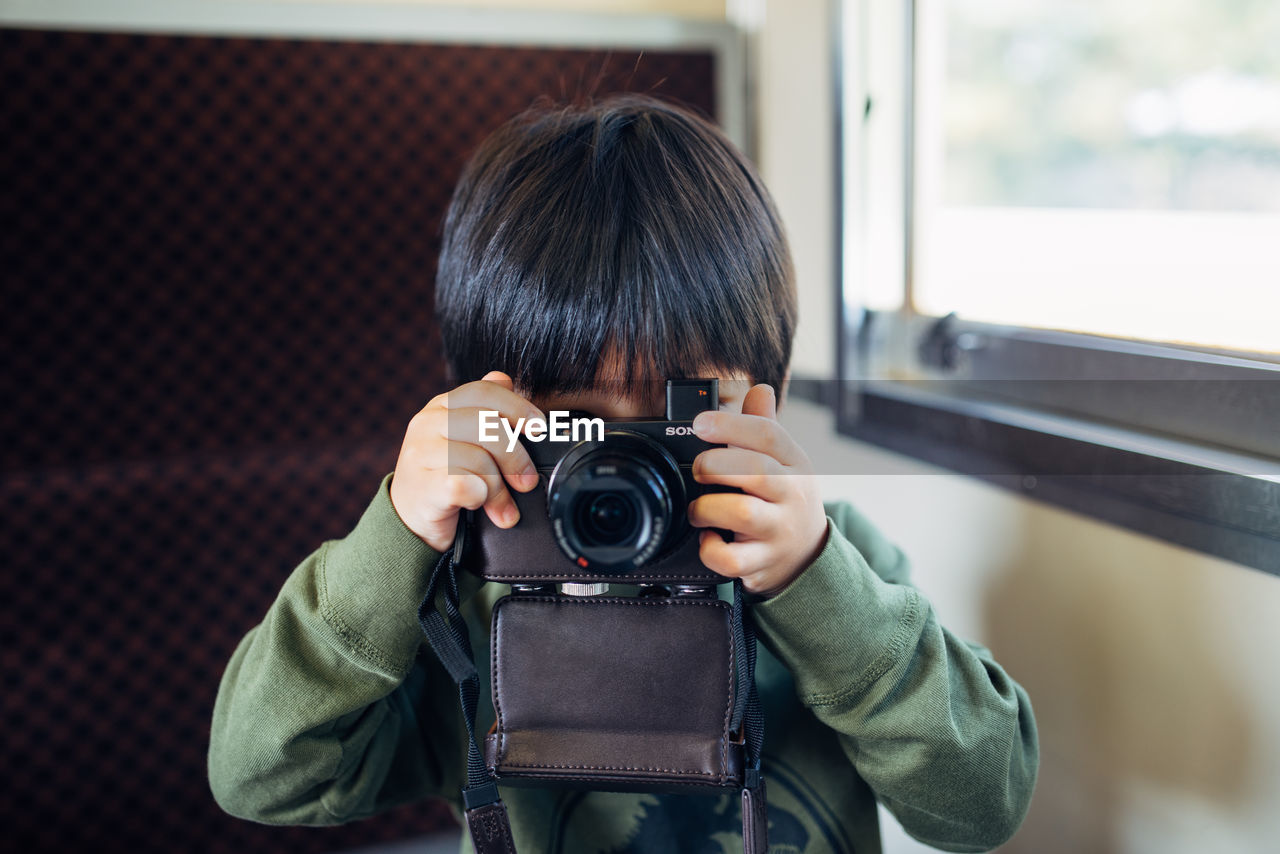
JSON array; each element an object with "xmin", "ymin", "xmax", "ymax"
[{"xmin": 832, "ymin": 0, "xmax": 1280, "ymax": 576}]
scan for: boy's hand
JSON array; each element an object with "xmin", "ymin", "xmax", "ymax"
[
  {"xmin": 390, "ymin": 371, "xmax": 543, "ymax": 553},
  {"xmin": 687, "ymin": 384, "xmax": 829, "ymax": 598}
]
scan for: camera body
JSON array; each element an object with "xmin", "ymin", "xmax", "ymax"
[
  {"xmin": 446, "ymin": 378, "xmax": 759, "ymax": 796},
  {"xmin": 461, "ymin": 378, "xmax": 729, "ymax": 586},
  {"xmin": 434, "ymin": 378, "xmax": 763, "ymax": 806}
]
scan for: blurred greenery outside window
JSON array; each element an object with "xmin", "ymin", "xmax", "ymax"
[{"xmin": 912, "ymin": 0, "xmax": 1279, "ymax": 356}]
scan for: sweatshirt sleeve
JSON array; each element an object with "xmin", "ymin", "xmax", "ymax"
[
  {"xmin": 208, "ymin": 472, "xmax": 473, "ymax": 825},
  {"xmin": 751, "ymin": 501, "xmax": 1039, "ymax": 853}
]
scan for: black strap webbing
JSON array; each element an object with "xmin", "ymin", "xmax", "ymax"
[
  {"xmin": 418, "ymin": 545, "xmax": 515, "ymax": 853},
  {"xmin": 730, "ymin": 580, "xmax": 769, "ymax": 852},
  {"xmin": 730, "ymin": 579, "xmax": 765, "ymax": 782},
  {"xmin": 418, "ymin": 546, "xmax": 493, "ymax": 795}
]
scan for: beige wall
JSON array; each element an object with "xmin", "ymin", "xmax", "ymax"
[{"xmin": 755, "ymin": 0, "xmax": 836, "ymax": 379}]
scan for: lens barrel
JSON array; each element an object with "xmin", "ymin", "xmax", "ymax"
[{"xmin": 545, "ymin": 431, "xmax": 687, "ymax": 573}]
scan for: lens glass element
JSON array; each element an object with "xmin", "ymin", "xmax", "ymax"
[
  {"xmin": 545, "ymin": 430, "xmax": 688, "ymax": 573},
  {"xmin": 576, "ymin": 492, "xmax": 640, "ymax": 547}
]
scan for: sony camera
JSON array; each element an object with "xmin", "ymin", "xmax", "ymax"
[
  {"xmin": 429, "ymin": 378, "xmax": 768, "ymax": 852},
  {"xmin": 463, "ymin": 378, "xmax": 730, "ymax": 586}
]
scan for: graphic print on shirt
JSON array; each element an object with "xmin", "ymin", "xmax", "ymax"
[{"xmin": 549, "ymin": 758, "xmax": 853, "ymax": 854}]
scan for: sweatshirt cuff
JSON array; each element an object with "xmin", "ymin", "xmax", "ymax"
[
  {"xmin": 750, "ymin": 516, "xmax": 925, "ymax": 709},
  {"xmin": 318, "ymin": 472, "xmax": 442, "ymax": 677}
]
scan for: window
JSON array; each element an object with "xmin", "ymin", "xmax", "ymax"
[{"xmin": 836, "ymin": 0, "xmax": 1280, "ymax": 574}]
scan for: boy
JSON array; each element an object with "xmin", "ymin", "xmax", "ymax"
[{"xmin": 209, "ymin": 95, "xmax": 1037, "ymax": 853}]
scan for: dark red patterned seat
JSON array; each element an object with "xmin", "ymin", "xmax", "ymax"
[{"xmin": 0, "ymin": 27, "xmax": 716, "ymax": 853}]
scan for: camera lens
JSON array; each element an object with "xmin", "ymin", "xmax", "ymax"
[
  {"xmin": 577, "ymin": 492, "xmax": 639, "ymax": 546},
  {"xmin": 546, "ymin": 431, "xmax": 688, "ymax": 573}
]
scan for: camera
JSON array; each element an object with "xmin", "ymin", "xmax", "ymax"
[
  {"xmin": 428, "ymin": 379, "xmax": 768, "ymax": 849},
  {"xmin": 463, "ymin": 378, "xmax": 729, "ymax": 585}
]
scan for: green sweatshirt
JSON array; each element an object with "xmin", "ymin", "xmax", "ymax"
[{"xmin": 209, "ymin": 473, "xmax": 1037, "ymax": 853}]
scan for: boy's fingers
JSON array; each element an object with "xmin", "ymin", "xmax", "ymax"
[
  {"xmin": 697, "ymin": 529, "xmax": 771, "ymax": 579},
  {"xmin": 436, "ymin": 470, "xmax": 488, "ymax": 513},
  {"xmin": 739, "ymin": 383, "xmax": 777, "ymax": 420},
  {"xmin": 438, "ymin": 376, "xmax": 543, "ymax": 421},
  {"xmin": 692, "ymin": 448, "xmax": 788, "ymax": 501},
  {"xmin": 433, "ymin": 406, "xmax": 540, "ymax": 491},
  {"xmin": 687, "ymin": 492, "xmax": 780, "ymax": 540},
  {"xmin": 690, "ymin": 410, "xmax": 805, "ymax": 467},
  {"xmin": 441, "ymin": 443, "xmax": 522, "ymax": 527}
]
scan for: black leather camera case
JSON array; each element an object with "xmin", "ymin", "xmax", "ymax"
[{"xmin": 486, "ymin": 593, "xmax": 745, "ymax": 791}]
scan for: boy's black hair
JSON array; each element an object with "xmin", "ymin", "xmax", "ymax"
[{"xmin": 435, "ymin": 93, "xmax": 796, "ymax": 399}]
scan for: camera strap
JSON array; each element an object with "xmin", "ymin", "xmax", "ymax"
[
  {"xmin": 418, "ymin": 544, "xmax": 516, "ymax": 854},
  {"xmin": 417, "ymin": 536, "xmax": 767, "ymax": 854},
  {"xmin": 731, "ymin": 579, "xmax": 769, "ymax": 854}
]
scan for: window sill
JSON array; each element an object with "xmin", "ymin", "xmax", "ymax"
[{"xmin": 822, "ymin": 377, "xmax": 1280, "ymax": 576}]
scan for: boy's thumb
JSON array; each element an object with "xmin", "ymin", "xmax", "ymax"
[
  {"xmin": 741, "ymin": 383, "xmax": 777, "ymax": 420},
  {"xmin": 481, "ymin": 370, "xmax": 514, "ymax": 390}
]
